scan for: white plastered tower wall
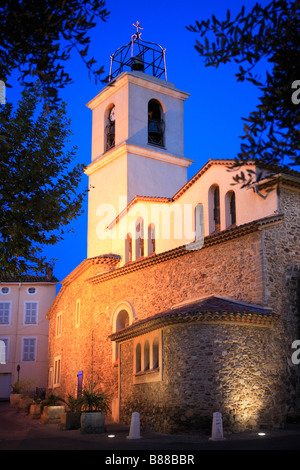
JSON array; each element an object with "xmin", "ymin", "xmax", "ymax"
[{"xmin": 85, "ymin": 70, "xmax": 192, "ymax": 258}]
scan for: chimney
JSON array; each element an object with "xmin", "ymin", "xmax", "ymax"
[{"xmin": 45, "ymin": 265, "xmax": 53, "ymax": 280}]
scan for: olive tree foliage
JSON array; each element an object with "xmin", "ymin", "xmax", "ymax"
[
  {"xmin": 0, "ymin": 1, "xmax": 110, "ymax": 275},
  {"xmin": 0, "ymin": 0, "xmax": 110, "ymax": 110},
  {"xmin": 187, "ymin": 1, "xmax": 300, "ymax": 186},
  {"xmin": 0, "ymin": 88, "xmax": 85, "ymax": 276}
]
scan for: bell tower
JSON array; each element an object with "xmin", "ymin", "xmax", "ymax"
[{"xmin": 86, "ymin": 23, "xmax": 192, "ymax": 258}]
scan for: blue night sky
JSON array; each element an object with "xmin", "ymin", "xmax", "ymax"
[{"xmin": 9, "ymin": 0, "xmax": 271, "ymax": 287}]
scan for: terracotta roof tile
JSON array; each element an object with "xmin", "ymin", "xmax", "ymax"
[
  {"xmin": 109, "ymin": 295, "xmax": 278, "ymax": 341},
  {"xmin": 0, "ymin": 274, "xmax": 58, "ymax": 283}
]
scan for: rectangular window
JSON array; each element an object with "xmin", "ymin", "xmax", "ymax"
[
  {"xmin": 0, "ymin": 338, "xmax": 9, "ymax": 364},
  {"xmin": 24, "ymin": 302, "xmax": 38, "ymax": 325},
  {"xmin": 0, "ymin": 302, "xmax": 11, "ymax": 325},
  {"xmin": 22, "ymin": 338, "xmax": 37, "ymax": 361},
  {"xmin": 53, "ymin": 356, "xmax": 61, "ymax": 387},
  {"xmin": 56, "ymin": 312, "xmax": 62, "ymax": 337}
]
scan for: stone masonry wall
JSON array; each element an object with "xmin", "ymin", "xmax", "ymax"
[
  {"xmin": 261, "ymin": 186, "xmax": 300, "ymax": 420},
  {"xmin": 48, "ymin": 229, "xmax": 265, "ymax": 415},
  {"xmin": 46, "ymin": 183, "xmax": 300, "ymax": 432},
  {"xmin": 119, "ymin": 321, "xmax": 284, "ymax": 433}
]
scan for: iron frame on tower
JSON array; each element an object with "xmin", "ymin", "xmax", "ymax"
[{"xmin": 109, "ymin": 22, "xmax": 167, "ymax": 82}]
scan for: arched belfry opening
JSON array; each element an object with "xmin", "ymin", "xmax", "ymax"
[
  {"xmin": 108, "ymin": 21, "xmax": 167, "ymax": 82},
  {"xmin": 209, "ymin": 184, "xmax": 221, "ymax": 234},
  {"xmin": 105, "ymin": 104, "xmax": 115, "ymax": 151},
  {"xmin": 225, "ymin": 190, "xmax": 236, "ymax": 228},
  {"xmin": 148, "ymin": 99, "xmax": 164, "ymax": 146}
]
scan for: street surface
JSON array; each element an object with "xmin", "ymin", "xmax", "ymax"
[{"xmin": 1, "ymin": 401, "xmax": 300, "ymax": 453}]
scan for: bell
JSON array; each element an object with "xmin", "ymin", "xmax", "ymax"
[
  {"xmin": 131, "ymin": 55, "xmax": 144, "ymax": 71},
  {"xmin": 148, "ymin": 119, "xmax": 160, "ymax": 133}
]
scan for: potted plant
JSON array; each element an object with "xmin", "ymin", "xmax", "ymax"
[
  {"xmin": 40, "ymin": 394, "xmax": 65, "ymax": 424},
  {"xmin": 29, "ymin": 398, "xmax": 43, "ymax": 419},
  {"xmin": 10, "ymin": 382, "xmax": 23, "ymax": 407},
  {"xmin": 60, "ymin": 395, "xmax": 82, "ymax": 430},
  {"xmin": 10, "ymin": 378, "xmax": 34, "ymax": 410},
  {"xmin": 80, "ymin": 382, "xmax": 110, "ymax": 434}
]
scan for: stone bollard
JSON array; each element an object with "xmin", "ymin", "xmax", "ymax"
[
  {"xmin": 209, "ymin": 412, "xmax": 225, "ymax": 441},
  {"xmin": 127, "ymin": 412, "xmax": 142, "ymax": 439}
]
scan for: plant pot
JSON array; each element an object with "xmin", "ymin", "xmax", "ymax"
[
  {"xmin": 29, "ymin": 404, "xmax": 42, "ymax": 419},
  {"xmin": 59, "ymin": 411, "xmax": 81, "ymax": 430},
  {"xmin": 41, "ymin": 405, "xmax": 65, "ymax": 424},
  {"xmin": 17, "ymin": 396, "xmax": 33, "ymax": 412},
  {"xmin": 80, "ymin": 411, "xmax": 106, "ymax": 434},
  {"xmin": 10, "ymin": 393, "xmax": 22, "ymax": 407}
]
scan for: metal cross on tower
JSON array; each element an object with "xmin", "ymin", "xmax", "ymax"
[{"xmin": 132, "ymin": 21, "xmax": 143, "ymax": 39}]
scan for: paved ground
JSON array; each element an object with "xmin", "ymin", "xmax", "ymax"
[{"xmin": 1, "ymin": 401, "xmax": 300, "ymax": 454}]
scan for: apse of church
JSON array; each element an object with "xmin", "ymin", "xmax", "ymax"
[{"xmin": 47, "ymin": 24, "xmax": 300, "ymax": 434}]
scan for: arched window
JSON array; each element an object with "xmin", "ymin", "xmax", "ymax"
[
  {"xmin": 148, "ymin": 99, "xmax": 164, "ymax": 147},
  {"xmin": 144, "ymin": 340, "xmax": 150, "ymax": 371},
  {"xmin": 125, "ymin": 233, "xmax": 132, "ymax": 263},
  {"xmin": 153, "ymin": 338, "xmax": 159, "ymax": 369},
  {"xmin": 116, "ymin": 309, "xmax": 129, "ymax": 331},
  {"xmin": 135, "ymin": 218, "xmax": 144, "ymax": 259},
  {"xmin": 105, "ymin": 104, "xmax": 115, "ymax": 151},
  {"xmin": 225, "ymin": 191, "xmax": 236, "ymax": 228},
  {"xmin": 213, "ymin": 186, "xmax": 220, "ymax": 232},
  {"xmin": 148, "ymin": 223, "xmax": 155, "ymax": 255},
  {"xmin": 133, "ymin": 332, "xmax": 162, "ymax": 383},
  {"xmin": 136, "ymin": 343, "xmax": 141, "ymax": 373},
  {"xmin": 209, "ymin": 185, "xmax": 221, "ymax": 234},
  {"xmin": 0, "ymin": 339, "xmax": 8, "ymax": 364},
  {"xmin": 115, "ymin": 309, "xmax": 129, "ymax": 361},
  {"xmin": 111, "ymin": 301, "xmax": 136, "ymax": 363}
]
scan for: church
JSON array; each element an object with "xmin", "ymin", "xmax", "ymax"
[{"xmin": 47, "ymin": 26, "xmax": 300, "ymax": 433}]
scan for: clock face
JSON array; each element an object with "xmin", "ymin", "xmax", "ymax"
[{"xmin": 109, "ymin": 106, "xmax": 115, "ymax": 122}]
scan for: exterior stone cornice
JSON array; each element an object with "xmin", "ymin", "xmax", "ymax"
[
  {"xmin": 85, "ymin": 142, "xmax": 192, "ymax": 176},
  {"xmin": 172, "ymin": 159, "xmax": 252, "ymax": 200},
  {"xmin": 46, "ymin": 254, "xmax": 121, "ymax": 319},
  {"xmin": 62, "ymin": 254, "xmax": 121, "ymax": 287},
  {"xmin": 86, "ymin": 71, "xmax": 190, "ymax": 110},
  {"xmin": 107, "ymin": 195, "xmax": 172, "ymax": 230},
  {"xmin": 256, "ymin": 173, "xmax": 300, "ymax": 192}
]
